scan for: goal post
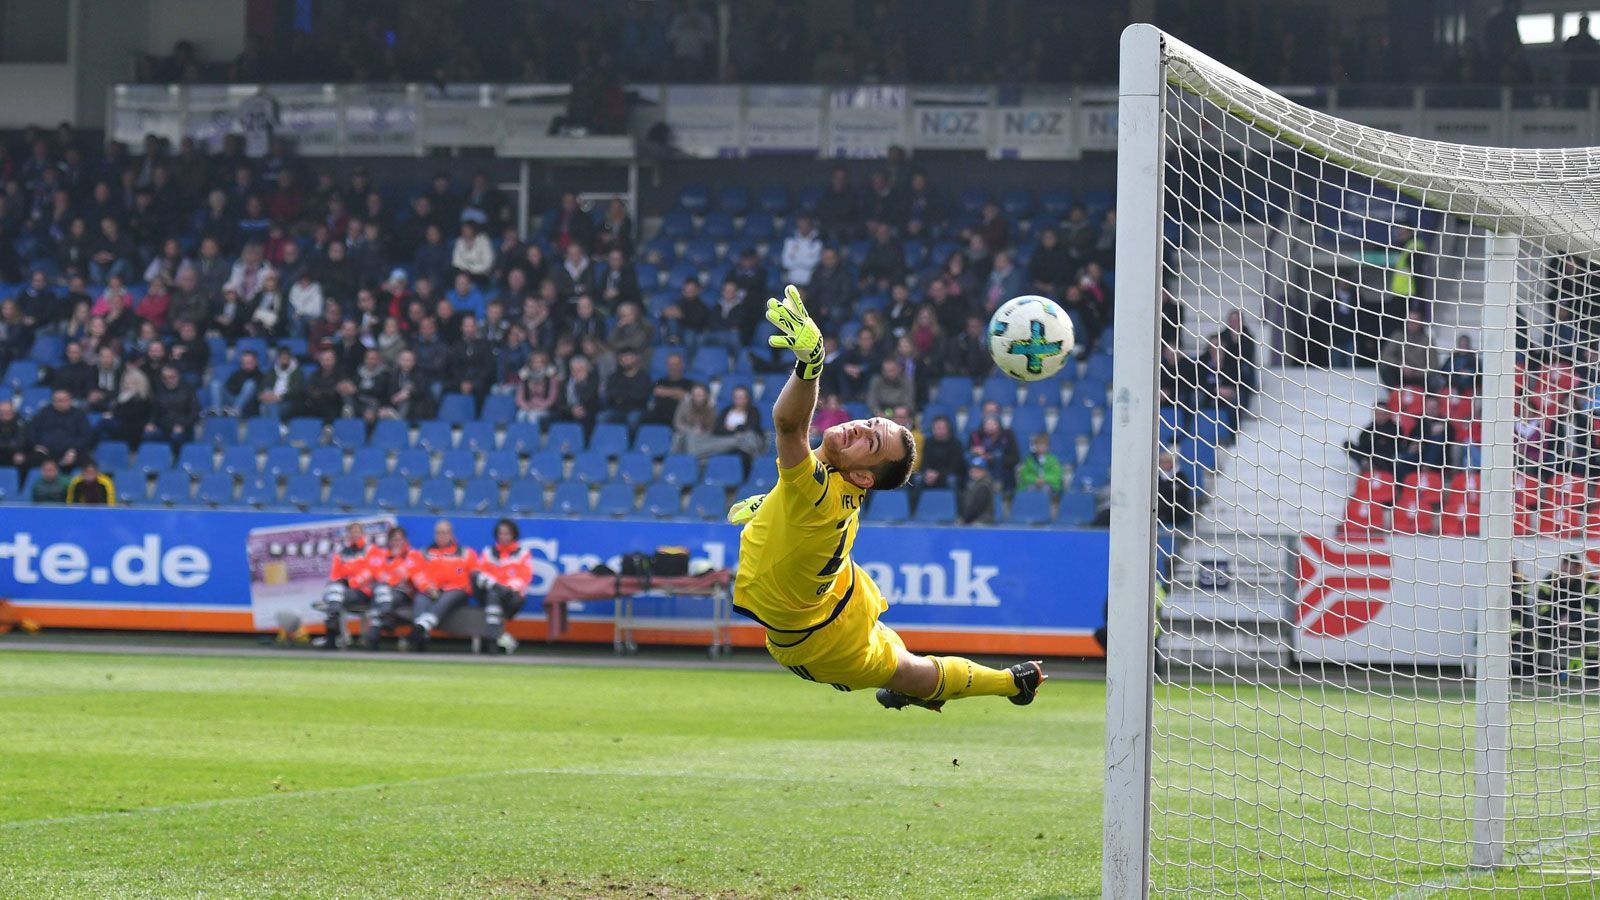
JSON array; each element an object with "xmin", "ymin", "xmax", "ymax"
[{"xmin": 1106, "ymin": 23, "xmax": 1600, "ymax": 897}]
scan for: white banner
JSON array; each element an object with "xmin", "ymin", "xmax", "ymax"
[
  {"xmin": 744, "ymin": 85, "xmax": 822, "ymax": 155},
  {"xmin": 911, "ymin": 105, "xmax": 990, "ymax": 150},
  {"xmin": 1509, "ymin": 109, "xmax": 1591, "ymax": 148},
  {"xmin": 665, "ymin": 85, "xmax": 742, "ymax": 158},
  {"xmin": 109, "ymin": 85, "xmax": 185, "ymax": 147},
  {"xmin": 421, "ymin": 84, "xmax": 501, "ymax": 147},
  {"xmin": 1293, "ymin": 535, "xmax": 1486, "ymax": 664},
  {"xmin": 1075, "ymin": 100, "xmax": 1117, "ymax": 153},
  {"xmin": 826, "ymin": 86, "xmax": 906, "ymax": 158},
  {"xmin": 273, "ymin": 85, "xmax": 341, "ymax": 156},
  {"xmin": 992, "ymin": 104, "xmax": 1075, "ymax": 159},
  {"xmin": 341, "ymin": 86, "xmax": 418, "ymax": 156},
  {"xmin": 1420, "ymin": 110, "xmax": 1503, "ymax": 146}
]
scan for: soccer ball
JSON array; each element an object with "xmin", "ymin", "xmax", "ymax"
[{"xmin": 988, "ymin": 295, "xmax": 1075, "ymax": 382}]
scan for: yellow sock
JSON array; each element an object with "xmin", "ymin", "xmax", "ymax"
[{"xmin": 925, "ymin": 656, "xmax": 1017, "ymax": 702}]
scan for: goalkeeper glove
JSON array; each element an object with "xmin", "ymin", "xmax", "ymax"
[
  {"xmin": 727, "ymin": 493, "xmax": 767, "ymax": 526},
  {"xmin": 765, "ymin": 284, "xmax": 824, "ymax": 380}
]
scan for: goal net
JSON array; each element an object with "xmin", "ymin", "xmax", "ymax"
[{"xmin": 1105, "ymin": 24, "xmax": 1600, "ymax": 898}]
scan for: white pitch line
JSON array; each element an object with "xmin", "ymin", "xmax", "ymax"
[{"xmin": 1385, "ymin": 826, "xmax": 1600, "ymax": 899}]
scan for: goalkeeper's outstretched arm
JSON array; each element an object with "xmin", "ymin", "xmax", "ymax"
[{"xmin": 765, "ymin": 285, "xmax": 824, "ymax": 470}]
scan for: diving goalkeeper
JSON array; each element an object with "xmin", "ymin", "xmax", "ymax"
[{"xmin": 730, "ymin": 285, "xmax": 1044, "ymax": 712}]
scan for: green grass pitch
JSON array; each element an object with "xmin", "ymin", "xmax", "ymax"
[
  {"xmin": 0, "ymin": 650, "xmax": 1101, "ymax": 899},
  {"xmin": 5, "ymin": 650, "xmax": 1598, "ymax": 898}
]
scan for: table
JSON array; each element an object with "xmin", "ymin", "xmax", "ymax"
[{"xmin": 543, "ymin": 570, "xmax": 733, "ymax": 656}]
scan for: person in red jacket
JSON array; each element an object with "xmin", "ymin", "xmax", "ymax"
[
  {"xmin": 365, "ymin": 524, "xmax": 423, "ymax": 651},
  {"xmin": 322, "ymin": 522, "xmax": 375, "ymax": 649},
  {"xmin": 409, "ymin": 519, "xmax": 479, "ymax": 651},
  {"xmin": 476, "ymin": 518, "xmax": 533, "ymax": 655}
]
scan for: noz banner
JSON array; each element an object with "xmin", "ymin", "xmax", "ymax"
[{"xmin": 0, "ymin": 506, "xmax": 1110, "ymax": 656}]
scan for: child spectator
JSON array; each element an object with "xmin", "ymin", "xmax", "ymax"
[{"xmin": 1016, "ymin": 432, "xmax": 1065, "ymax": 495}]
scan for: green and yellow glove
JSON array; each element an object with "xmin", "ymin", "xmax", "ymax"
[
  {"xmin": 766, "ymin": 284, "xmax": 824, "ymax": 381},
  {"xmin": 727, "ymin": 493, "xmax": 767, "ymax": 526}
]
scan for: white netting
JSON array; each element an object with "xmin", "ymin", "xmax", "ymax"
[{"xmin": 1142, "ymin": 33, "xmax": 1600, "ymax": 897}]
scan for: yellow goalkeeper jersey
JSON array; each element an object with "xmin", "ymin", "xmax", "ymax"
[{"xmin": 734, "ymin": 451, "xmax": 867, "ymax": 635}]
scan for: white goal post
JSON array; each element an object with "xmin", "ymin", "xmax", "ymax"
[{"xmin": 1106, "ymin": 23, "xmax": 1600, "ymax": 897}]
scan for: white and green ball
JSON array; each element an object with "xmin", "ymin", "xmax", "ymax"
[{"xmin": 987, "ymin": 295, "xmax": 1075, "ymax": 382}]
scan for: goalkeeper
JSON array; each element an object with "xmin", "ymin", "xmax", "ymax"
[{"xmin": 729, "ymin": 285, "xmax": 1045, "ymax": 711}]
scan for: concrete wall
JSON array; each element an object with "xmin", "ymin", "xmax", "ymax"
[
  {"xmin": 0, "ymin": 63, "xmax": 76, "ymax": 126},
  {"xmin": 146, "ymin": 0, "xmax": 245, "ymax": 62}
]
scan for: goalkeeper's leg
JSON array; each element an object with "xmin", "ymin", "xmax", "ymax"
[{"xmin": 881, "ymin": 649, "xmax": 1045, "ymax": 708}]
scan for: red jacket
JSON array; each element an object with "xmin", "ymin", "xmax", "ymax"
[
  {"xmin": 479, "ymin": 541, "xmax": 533, "ymax": 593},
  {"xmin": 370, "ymin": 544, "xmax": 424, "ymax": 588},
  {"xmin": 412, "ymin": 542, "xmax": 479, "ymax": 594},
  {"xmin": 328, "ymin": 538, "xmax": 374, "ymax": 592}
]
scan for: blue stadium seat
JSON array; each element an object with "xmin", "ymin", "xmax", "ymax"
[
  {"xmin": 482, "ymin": 450, "xmax": 521, "ymax": 482},
  {"xmin": 549, "ymin": 482, "xmax": 590, "ymax": 515},
  {"xmin": 205, "ymin": 419, "xmax": 239, "ymax": 447},
  {"xmin": 795, "ymin": 185, "xmax": 823, "ymax": 212},
  {"xmin": 635, "ymin": 261, "xmax": 661, "ymax": 290},
  {"xmin": 659, "ymin": 454, "xmax": 698, "ymax": 487},
  {"xmin": 958, "ymin": 187, "xmax": 989, "ymax": 215},
  {"xmin": 569, "ymin": 451, "xmax": 610, "ymax": 485},
  {"xmin": 642, "ymin": 482, "xmax": 682, "ymax": 518},
  {"xmin": 716, "ymin": 185, "xmax": 749, "ymax": 215},
  {"xmin": 369, "ymin": 419, "xmax": 409, "ymax": 448},
  {"xmin": 0, "ymin": 467, "xmax": 19, "ymax": 502},
  {"xmin": 460, "ymin": 478, "xmax": 499, "ymax": 513},
  {"xmin": 3, "ymin": 360, "xmax": 40, "ymax": 392},
  {"xmin": 544, "ymin": 422, "xmax": 585, "ymax": 455},
  {"xmin": 742, "ymin": 212, "xmax": 775, "ymax": 241},
  {"xmin": 691, "ymin": 346, "xmax": 730, "ymax": 375},
  {"xmin": 506, "ymin": 480, "xmax": 544, "ymax": 515},
  {"xmin": 349, "ymin": 446, "xmax": 388, "ymax": 480},
  {"xmin": 683, "ymin": 237, "xmax": 718, "ymax": 268},
  {"xmin": 934, "ymin": 376, "xmax": 975, "ymax": 409},
  {"xmin": 1009, "ymin": 408, "xmax": 1048, "ymax": 442},
  {"xmin": 504, "ymin": 422, "xmax": 542, "ymax": 455},
  {"xmin": 197, "ymin": 472, "xmax": 236, "ymax": 507},
  {"xmin": 702, "ymin": 454, "xmax": 744, "ymax": 488},
  {"xmin": 1083, "ymin": 353, "xmax": 1114, "ymax": 383},
  {"xmin": 94, "ymin": 441, "xmax": 131, "ymax": 473},
  {"xmin": 687, "ymin": 484, "xmax": 727, "ymax": 520},
  {"xmin": 478, "ymin": 394, "xmax": 516, "ymax": 426},
  {"xmin": 759, "ymin": 374, "xmax": 788, "ymax": 401},
  {"xmin": 664, "ymin": 261, "xmax": 700, "ymax": 292},
  {"xmin": 616, "ymin": 453, "xmax": 654, "ymax": 486},
  {"xmin": 134, "ymin": 442, "xmax": 174, "ymax": 475},
  {"xmin": 437, "ymin": 449, "xmax": 477, "ymax": 482},
  {"xmin": 866, "ymin": 491, "xmax": 910, "ymax": 524},
  {"xmin": 1056, "ymin": 491, "xmax": 1098, "ymax": 526},
  {"xmin": 980, "ymin": 375, "xmax": 1019, "ymax": 409},
  {"xmin": 28, "ymin": 334, "xmax": 64, "ymax": 366},
  {"xmin": 660, "ymin": 210, "xmax": 695, "ymax": 240},
  {"xmin": 240, "ymin": 475, "xmax": 278, "ymax": 508},
  {"xmin": 526, "ymin": 450, "xmax": 565, "ymax": 483},
  {"xmin": 640, "ymin": 237, "xmax": 677, "ymax": 265},
  {"xmin": 677, "ymin": 185, "xmax": 711, "ymax": 214},
  {"xmin": 1073, "ymin": 461, "xmax": 1111, "ymax": 492},
  {"xmin": 243, "ymin": 417, "xmax": 281, "ymax": 450},
  {"xmin": 415, "ymin": 420, "xmax": 454, "ymax": 453},
  {"xmin": 912, "ymin": 490, "xmax": 957, "ymax": 524},
  {"xmin": 459, "ymin": 420, "xmax": 497, "ymax": 454},
  {"xmin": 276, "ymin": 337, "xmax": 308, "ymax": 358},
  {"xmin": 18, "ymin": 386, "xmax": 49, "ymax": 415},
  {"xmin": 327, "ymin": 475, "xmax": 367, "ymax": 510},
  {"xmin": 1187, "ymin": 409, "xmax": 1234, "ymax": 449},
  {"xmin": 264, "ymin": 445, "xmax": 302, "ymax": 478},
  {"xmin": 1008, "ymin": 490, "xmax": 1052, "ymax": 526},
  {"xmin": 284, "ymin": 474, "xmax": 324, "ymax": 509},
  {"xmin": 594, "ymin": 483, "xmax": 636, "ymax": 517},
  {"xmin": 372, "ymin": 476, "xmax": 411, "ymax": 511},
  {"xmin": 307, "ymin": 446, "xmax": 345, "ymax": 479},
  {"xmin": 743, "ymin": 466, "xmax": 777, "ymax": 493},
  {"xmin": 757, "ymin": 185, "xmax": 790, "ymax": 215},
  {"xmin": 233, "ymin": 337, "xmax": 269, "ymax": 364},
  {"xmin": 588, "ymin": 423, "xmax": 629, "ymax": 457},
  {"xmin": 631, "ymin": 423, "xmax": 673, "ymax": 458},
  {"xmin": 1039, "ymin": 188, "xmax": 1073, "ymax": 218},
  {"xmin": 436, "ymin": 393, "xmax": 475, "ymax": 426},
  {"xmin": 221, "ymin": 445, "xmax": 258, "ymax": 477},
  {"xmin": 1072, "ymin": 378, "xmax": 1108, "ymax": 411},
  {"xmin": 700, "ymin": 213, "xmax": 735, "ymax": 242},
  {"xmin": 153, "ymin": 470, "xmax": 192, "ymax": 506},
  {"xmin": 417, "ymin": 478, "xmax": 457, "ymax": 513},
  {"xmin": 393, "ymin": 448, "xmax": 432, "ymax": 481},
  {"xmin": 329, "ymin": 418, "xmax": 367, "ymax": 449},
  {"xmin": 1056, "ymin": 404, "xmax": 1095, "ymax": 443},
  {"xmin": 1023, "ymin": 381, "xmax": 1064, "ymax": 409},
  {"xmin": 285, "ymin": 417, "xmax": 324, "ymax": 448},
  {"xmin": 999, "ymin": 188, "xmax": 1033, "ymax": 219}
]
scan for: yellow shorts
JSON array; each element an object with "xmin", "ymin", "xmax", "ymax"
[{"xmin": 761, "ymin": 565, "xmax": 906, "ymax": 692}]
